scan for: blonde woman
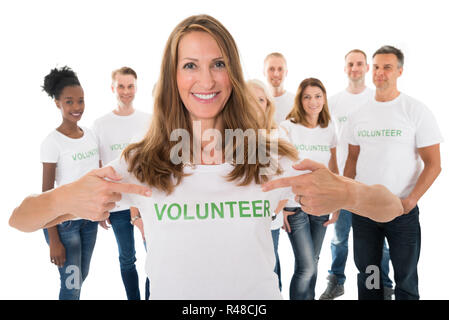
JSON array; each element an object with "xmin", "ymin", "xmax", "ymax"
[
  {"xmin": 247, "ymin": 79, "xmax": 287, "ymax": 292},
  {"xmin": 247, "ymin": 79, "xmax": 277, "ymax": 132},
  {"xmin": 279, "ymin": 78, "xmax": 339, "ymax": 300}
]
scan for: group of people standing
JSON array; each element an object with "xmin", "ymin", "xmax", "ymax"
[
  {"xmin": 10, "ymin": 14, "xmax": 441, "ymax": 300},
  {"xmin": 247, "ymin": 46, "xmax": 442, "ymax": 301},
  {"xmin": 40, "ymin": 66, "xmax": 150, "ymax": 300}
]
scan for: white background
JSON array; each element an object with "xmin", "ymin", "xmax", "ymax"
[{"xmin": 1, "ymin": 0, "xmax": 448, "ymax": 300}]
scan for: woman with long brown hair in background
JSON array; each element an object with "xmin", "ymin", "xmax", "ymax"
[{"xmin": 279, "ymin": 77, "xmax": 339, "ymax": 300}]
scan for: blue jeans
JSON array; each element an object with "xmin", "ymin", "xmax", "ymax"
[
  {"xmin": 330, "ymin": 209, "xmax": 393, "ymax": 288},
  {"xmin": 44, "ymin": 219, "xmax": 98, "ymax": 300},
  {"xmin": 352, "ymin": 206, "xmax": 421, "ymax": 300},
  {"xmin": 271, "ymin": 229, "xmax": 282, "ymax": 291},
  {"xmin": 286, "ymin": 208, "xmax": 329, "ymax": 300},
  {"xmin": 143, "ymin": 240, "xmax": 151, "ymax": 300},
  {"xmin": 109, "ymin": 210, "xmax": 140, "ymax": 300}
]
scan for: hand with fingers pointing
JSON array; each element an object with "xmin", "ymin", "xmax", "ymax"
[
  {"xmin": 9, "ymin": 166, "xmax": 152, "ymax": 233},
  {"xmin": 263, "ymin": 159, "xmax": 350, "ymax": 216},
  {"xmin": 60, "ymin": 166, "xmax": 152, "ymax": 222},
  {"xmin": 262, "ymin": 158, "xmax": 403, "ymax": 223}
]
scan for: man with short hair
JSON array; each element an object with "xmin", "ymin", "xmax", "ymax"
[
  {"xmin": 93, "ymin": 67, "xmax": 151, "ymax": 300},
  {"xmin": 344, "ymin": 46, "xmax": 442, "ymax": 300},
  {"xmin": 320, "ymin": 49, "xmax": 394, "ymax": 300},
  {"xmin": 264, "ymin": 52, "xmax": 295, "ymax": 124},
  {"xmin": 263, "ymin": 52, "xmax": 295, "ymax": 292}
]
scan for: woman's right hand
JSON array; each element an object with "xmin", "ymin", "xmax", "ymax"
[
  {"xmin": 57, "ymin": 166, "xmax": 152, "ymax": 222},
  {"xmin": 8, "ymin": 166, "xmax": 152, "ymax": 233},
  {"xmin": 49, "ymin": 241, "xmax": 66, "ymax": 268},
  {"xmin": 130, "ymin": 207, "xmax": 145, "ymax": 241}
]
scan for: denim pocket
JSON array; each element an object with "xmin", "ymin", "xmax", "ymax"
[
  {"xmin": 287, "ymin": 209, "xmax": 309, "ymax": 229},
  {"xmin": 395, "ymin": 205, "xmax": 419, "ymax": 223},
  {"xmin": 404, "ymin": 205, "xmax": 419, "ymax": 216}
]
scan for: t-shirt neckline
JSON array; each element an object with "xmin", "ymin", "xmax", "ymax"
[
  {"xmin": 184, "ymin": 162, "xmax": 234, "ymax": 173},
  {"xmin": 54, "ymin": 127, "xmax": 85, "ymax": 140},
  {"xmin": 344, "ymin": 87, "xmax": 371, "ymax": 97},
  {"xmin": 111, "ymin": 109, "xmax": 137, "ymax": 119},
  {"xmin": 374, "ymin": 93, "xmax": 402, "ymax": 105}
]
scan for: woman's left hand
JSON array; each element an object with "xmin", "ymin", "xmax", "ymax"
[
  {"xmin": 323, "ymin": 210, "xmax": 340, "ymax": 227},
  {"xmin": 134, "ymin": 218, "xmax": 145, "ymax": 241}
]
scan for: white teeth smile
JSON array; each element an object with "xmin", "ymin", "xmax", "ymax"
[{"xmin": 193, "ymin": 93, "xmax": 217, "ymax": 100}]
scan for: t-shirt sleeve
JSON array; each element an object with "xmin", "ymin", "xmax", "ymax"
[
  {"xmin": 105, "ymin": 157, "xmax": 131, "ymax": 181},
  {"xmin": 328, "ymin": 94, "xmax": 341, "ymax": 129},
  {"xmin": 276, "ymin": 157, "xmax": 310, "ymax": 208},
  {"xmin": 344, "ymin": 113, "xmax": 359, "ymax": 146},
  {"xmin": 40, "ymin": 135, "xmax": 59, "ymax": 163},
  {"xmin": 279, "ymin": 121, "xmax": 292, "ymax": 143},
  {"xmin": 105, "ymin": 157, "xmax": 147, "ymax": 209},
  {"xmin": 414, "ymin": 104, "xmax": 444, "ymax": 148},
  {"xmin": 90, "ymin": 123, "xmax": 100, "ymax": 145},
  {"xmin": 277, "ymin": 126, "xmax": 290, "ymax": 143},
  {"xmin": 329, "ymin": 122, "xmax": 338, "ymax": 149},
  {"xmin": 131, "ymin": 112, "xmax": 151, "ymax": 143},
  {"xmin": 91, "ymin": 120, "xmax": 103, "ymax": 162},
  {"xmin": 130, "ymin": 130, "xmax": 146, "ymax": 144}
]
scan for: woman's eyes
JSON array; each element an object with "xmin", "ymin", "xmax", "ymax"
[
  {"xmin": 64, "ymin": 99, "xmax": 84, "ymax": 105},
  {"xmin": 183, "ymin": 62, "xmax": 196, "ymax": 69},
  {"xmin": 214, "ymin": 61, "xmax": 226, "ymax": 68},
  {"xmin": 182, "ymin": 61, "xmax": 226, "ymax": 69},
  {"xmin": 303, "ymin": 95, "xmax": 322, "ymax": 99}
]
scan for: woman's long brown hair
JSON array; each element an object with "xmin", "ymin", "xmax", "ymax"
[
  {"xmin": 123, "ymin": 15, "xmax": 298, "ymax": 194},
  {"xmin": 286, "ymin": 78, "xmax": 331, "ymax": 128}
]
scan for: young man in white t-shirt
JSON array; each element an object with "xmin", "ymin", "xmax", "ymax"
[
  {"xmin": 263, "ymin": 52, "xmax": 295, "ymax": 292},
  {"xmin": 320, "ymin": 50, "xmax": 393, "ymax": 300},
  {"xmin": 264, "ymin": 52, "xmax": 295, "ymax": 125},
  {"xmin": 92, "ymin": 67, "xmax": 151, "ymax": 300},
  {"xmin": 344, "ymin": 46, "xmax": 443, "ymax": 300}
]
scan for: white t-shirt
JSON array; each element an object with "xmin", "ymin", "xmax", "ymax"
[
  {"xmin": 40, "ymin": 127, "xmax": 100, "ymax": 221},
  {"xmin": 108, "ymin": 156, "xmax": 301, "ymax": 299},
  {"xmin": 269, "ymin": 128, "xmax": 295, "ymax": 230},
  {"xmin": 346, "ymin": 93, "xmax": 443, "ymax": 198},
  {"xmin": 280, "ymin": 120, "xmax": 338, "ymax": 168},
  {"xmin": 92, "ymin": 109, "xmax": 151, "ymax": 212},
  {"xmin": 329, "ymin": 87, "xmax": 374, "ymax": 173},
  {"xmin": 40, "ymin": 127, "xmax": 100, "ymax": 187},
  {"xmin": 273, "ymin": 91, "xmax": 295, "ymax": 125}
]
